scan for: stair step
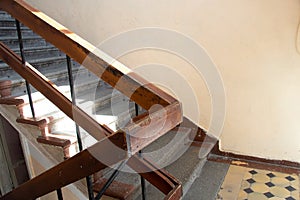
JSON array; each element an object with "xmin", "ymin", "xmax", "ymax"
[
  {"xmin": 0, "ymin": 26, "xmax": 35, "ymax": 37},
  {"xmin": 95, "ymin": 125, "xmax": 200, "ymax": 200},
  {"xmin": 0, "ymin": 18, "xmax": 18, "ymax": 27},
  {"xmin": 135, "ymin": 146, "xmax": 207, "ymax": 199},
  {"xmin": 0, "ymin": 62, "xmax": 80, "ymax": 96},
  {"xmin": 3, "ymin": 46, "xmax": 64, "ymax": 61},
  {"xmin": 142, "ymin": 127, "xmax": 193, "ymax": 167},
  {"xmin": 1, "ymin": 35, "xmax": 48, "ymax": 49},
  {"xmin": 0, "ymin": 13, "xmax": 10, "ymax": 19},
  {"xmin": 183, "ymin": 161, "xmax": 230, "ymax": 200},
  {"xmin": 0, "ymin": 11, "xmax": 14, "ymax": 20},
  {"xmin": 50, "ymin": 93, "xmax": 135, "ymax": 140},
  {"xmin": 0, "ymin": 55, "xmax": 68, "ymax": 76},
  {"xmin": 127, "ymin": 117, "xmax": 214, "ymax": 199}
]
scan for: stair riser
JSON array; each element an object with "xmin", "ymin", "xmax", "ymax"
[
  {"xmin": 0, "ymin": 12, "xmax": 14, "ymax": 20},
  {"xmin": 1, "ymin": 65, "xmax": 80, "ymax": 97},
  {"xmin": 2, "ymin": 37, "xmax": 48, "ymax": 49},
  {"xmin": 0, "ymin": 20, "xmax": 17, "ymax": 27},
  {"xmin": 23, "ymin": 48, "xmax": 64, "ymax": 60},
  {"xmin": 0, "ymin": 48, "xmax": 64, "ymax": 64},
  {"xmin": 25, "ymin": 90, "xmax": 134, "ymax": 122},
  {"xmin": 0, "ymin": 14, "xmax": 10, "ymax": 19},
  {"xmin": 0, "ymin": 28, "xmax": 35, "ymax": 37},
  {"xmin": 32, "ymin": 58, "xmax": 68, "ymax": 73},
  {"xmin": 49, "ymin": 106, "xmax": 135, "ymax": 137},
  {"xmin": 0, "ymin": 58, "xmax": 68, "ymax": 78},
  {"xmin": 7, "ymin": 74, "xmax": 71, "ymax": 97}
]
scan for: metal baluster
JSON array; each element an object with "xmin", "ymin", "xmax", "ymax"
[
  {"xmin": 66, "ymin": 56, "xmax": 94, "ymax": 200},
  {"xmin": 135, "ymin": 103, "xmax": 146, "ymax": 200},
  {"xmin": 15, "ymin": 20, "xmax": 35, "ymax": 119},
  {"xmin": 56, "ymin": 188, "xmax": 63, "ymax": 200},
  {"xmin": 17, "ymin": 18, "xmax": 63, "ymax": 200},
  {"xmin": 94, "ymin": 161, "xmax": 127, "ymax": 200}
]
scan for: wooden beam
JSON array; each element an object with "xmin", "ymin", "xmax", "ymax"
[
  {"xmin": 0, "ymin": 0, "xmax": 178, "ymax": 110},
  {"xmin": 0, "ymin": 132, "xmax": 128, "ymax": 200}
]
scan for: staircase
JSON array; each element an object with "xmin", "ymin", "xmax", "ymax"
[{"xmin": 0, "ymin": 6, "xmax": 217, "ymax": 200}]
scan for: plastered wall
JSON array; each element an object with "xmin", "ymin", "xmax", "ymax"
[{"xmin": 25, "ymin": 0, "xmax": 300, "ymax": 162}]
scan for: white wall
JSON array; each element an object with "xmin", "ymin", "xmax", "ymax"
[{"xmin": 25, "ymin": 0, "xmax": 300, "ymax": 163}]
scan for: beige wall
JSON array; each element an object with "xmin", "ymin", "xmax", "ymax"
[{"xmin": 26, "ymin": 0, "xmax": 300, "ymax": 163}]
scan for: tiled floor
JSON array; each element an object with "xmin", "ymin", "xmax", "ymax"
[{"xmin": 217, "ymin": 165, "xmax": 300, "ymax": 200}]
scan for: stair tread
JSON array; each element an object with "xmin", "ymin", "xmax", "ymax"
[
  {"xmin": 0, "ymin": 55, "xmax": 66, "ymax": 68},
  {"xmin": 0, "ymin": 35, "xmax": 42, "ymax": 40},
  {"xmin": 135, "ymin": 146, "xmax": 206, "ymax": 199},
  {"xmin": 0, "ymin": 18, "xmax": 16, "ymax": 22},
  {"xmin": 183, "ymin": 161, "xmax": 230, "ymax": 200},
  {"xmin": 0, "ymin": 26, "xmax": 29, "ymax": 30},
  {"xmin": 10, "ymin": 45, "xmax": 58, "ymax": 52}
]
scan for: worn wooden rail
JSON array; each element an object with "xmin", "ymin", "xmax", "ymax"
[{"xmin": 0, "ymin": 0, "xmax": 183, "ymax": 199}]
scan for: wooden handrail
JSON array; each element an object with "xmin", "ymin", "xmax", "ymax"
[{"xmin": 0, "ymin": 0, "xmax": 184, "ymax": 199}]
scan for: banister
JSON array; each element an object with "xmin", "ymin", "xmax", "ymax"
[
  {"xmin": 0, "ymin": 39, "xmax": 182, "ymax": 156},
  {"xmin": 0, "ymin": 0, "xmax": 177, "ymax": 111},
  {"xmin": 0, "ymin": 0, "xmax": 183, "ymax": 153},
  {"xmin": 0, "ymin": 0, "xmax": 184, "ymax": 199},
  {"xmin": 0, "ymin": 42, "xmax": 110, "ymax": 141}
]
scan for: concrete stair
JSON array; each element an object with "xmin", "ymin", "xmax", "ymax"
[
  {"xmin": 0, "ymin": 10, "xmax": 217, "ymax": 200},
  {"xmin": 95, "ymin": 122, "xmax": 213, "ymax": 200}
]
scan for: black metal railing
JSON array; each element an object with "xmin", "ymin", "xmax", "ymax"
[
  {"xmin": 13, "ymin": 16, "xmax": 149, "ymax": 200},
  {"xmin": 66, "ymin": 55, "xmax": 95, "ymax": 200},
  {"xmin": 15, "ymin": 19, "xmax": 35, "ymax": 119}
]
